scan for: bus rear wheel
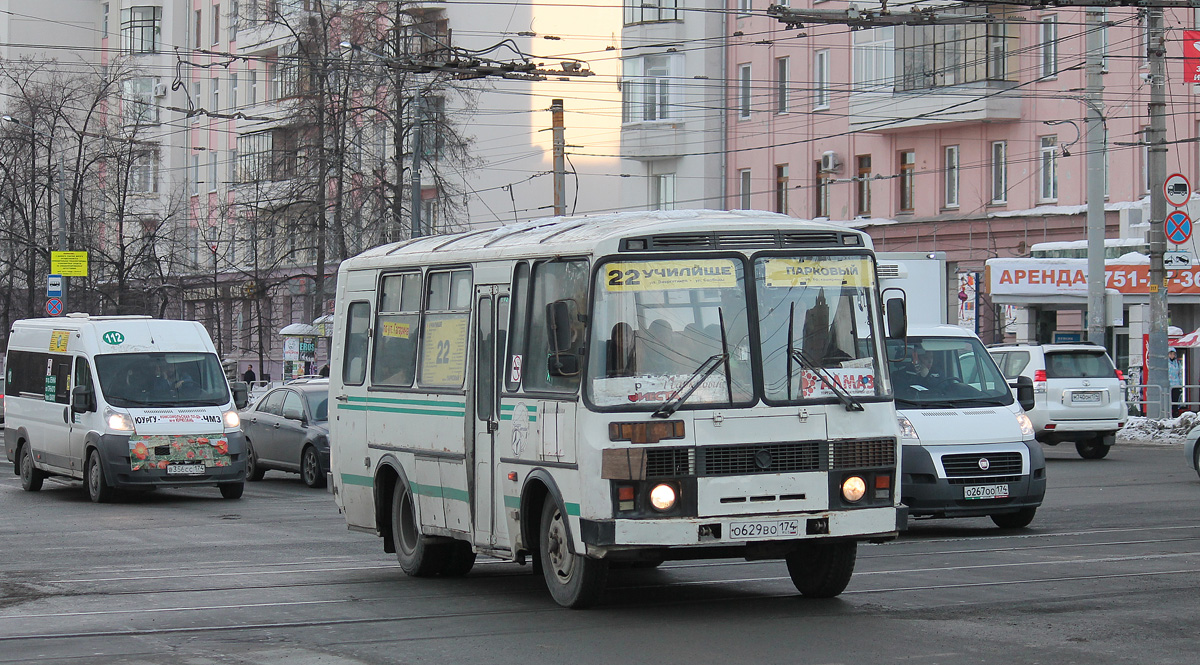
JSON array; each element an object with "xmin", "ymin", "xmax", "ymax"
[
  {"xmin": 785, "ymin": 541, "xmax": 857, "ymax": 598},
  {"xmin": 391, "ymin": 481, "xmax": 446, "ymax": 577},
  {"xmin": 19, "ymin": 444, "xmax": 45, "ymax": 492},
  {"xmin": 539, "ymin": 500, "xmax": 608, "ymax": 608}
]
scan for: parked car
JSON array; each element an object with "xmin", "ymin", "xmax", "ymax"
[
  {"xmin": 240, "ymin": 378, "xmax": 330, "ymax": 487},
  {"xmin": 989, "ymin": 343, "xmax": 1127, "ymax": 459},
  {"xmin": 1186, "ymin": 426, "xmax": 1200, "ymax": 480}
]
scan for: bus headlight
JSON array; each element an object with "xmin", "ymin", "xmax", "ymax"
[
  {"xmin": 223, "ymin": 410, "xmax": 241, "ymax": 429},
  {"xmin": 105, "ymin": 408, "xmax": 134, "ymax": 432},
  {"xmin": 841, "ymin": 476, "xmax": 867, "ymax": 503},
  {"xmin": 897, "ymin": 415, "xmax": 919, "ymax": 441},
  {"xmin": 1015, "ymin": 411, "xmax": 1035, "ymax": 438},
  {"xmin": 649, "ymin": 483, "xmax": 677, "ymax": 511}
]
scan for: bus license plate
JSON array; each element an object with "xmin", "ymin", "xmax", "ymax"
[
  {"xmin": 166, "ymin": 464, "xmax": 206, "ymax": 475},
  {"xmin": 728, "ymin": 520, "xmax": 802, "ymax": 540},
  {"xmin": 964, "ymin": 484, "xmax": 1009, "ymax": 500},
  {"xmin": 1071, "ymin": 391, "xmax": 1102, "ymax": 403}
]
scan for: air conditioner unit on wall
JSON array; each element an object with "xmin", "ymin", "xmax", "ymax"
[
  {"xmin": 153, "ymin": 82, "xmax": 168, "ymax": 97},
  {"xmin": 820, "ymin": 150, "xmax": 842, "ymax": 174}
]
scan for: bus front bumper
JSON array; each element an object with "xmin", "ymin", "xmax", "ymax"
[
  {"xmin": 579, "ymin": 506, "xmax": 899, "ymax": 553},
  {"xmin": 97, "ymin": 432, "xmax": 247, "ymax": 488}
]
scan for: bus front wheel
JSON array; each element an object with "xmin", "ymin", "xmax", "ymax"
[
  {"xmin": 539, "ymin": 500, "xmax": 608, "ymax": 608},
  {"xmin": 19, "ymin": 444, "xmax": 45, "ymax": 492},
  {"xmin": 785, "ymin": 541, "xmax": 857, "ymax": 598},
  {"xmin": 391, "ymin": 481, "xmax": 446, "ymax": 577}
]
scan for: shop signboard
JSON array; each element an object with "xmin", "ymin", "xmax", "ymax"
[{"xmin": 988, "ymin": 258, "xmax": 1200, "ymax": 296}]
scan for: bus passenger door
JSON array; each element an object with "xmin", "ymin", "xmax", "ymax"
[{"xmin": 472, "ymin": 287, "xmax": 509, "ymax": 549}]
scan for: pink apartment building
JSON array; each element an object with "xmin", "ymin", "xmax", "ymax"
[{"xmin": 726, "ymin": 3, "xmax": 1200, "ymax": 373}]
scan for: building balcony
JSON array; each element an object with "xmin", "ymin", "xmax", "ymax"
[
  {"xmin": 848, "ymin": 80, "xmax": 1022, "ymax": 132},
  {"xmin": 620, "ymin": 120, "xmax": 687, "ymax": 160}
]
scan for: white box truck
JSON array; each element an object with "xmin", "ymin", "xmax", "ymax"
[
  {"xmin": 878, "ymin": 253, "xmax": 1044, "ymax": 529},
  {"xmin": 5, "ymin": 315, "xmax": 249, "ymax": 502}
]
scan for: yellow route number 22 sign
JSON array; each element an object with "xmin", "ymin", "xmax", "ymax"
[{"xmin": 51, "ymin": 251, "xmax": 89, "ymax": 277}]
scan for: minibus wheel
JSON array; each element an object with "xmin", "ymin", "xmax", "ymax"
[
  {"xmin": 219, "ymin": 482, "xmax": 244, "ymax": 499},
  {"xmin": 785, "ymin": 541, "xmax": 857, "ymax": 598},
  {"xmin": 19, "ymin": 444, "xmax": 44, "ymax": 492},
  {"xmin": 539, "ymin": 500, "xmax": 608, "ymax": 608},
  {"xmin": 391, "ymin": 481, "xmax": 446, "ymax": 576},
  {"xmin": 991, "ymin": 507, "xmax": 1037, "ymax": 529},
  {"xmin": 85, "ymin": 450, "xmax": 114, "ymax": 503}
]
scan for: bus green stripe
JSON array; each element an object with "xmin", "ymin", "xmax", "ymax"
[
  {"xmin": 337, "ymin": 403, "xmax": 465, "ymax": 417},
  {"xmin": 341, "ymin": 473, "xmax": 373, "ymax": 487},
  {"xmin": 348, "ymin": 396, "xmax": 467, "ymax": 408},
  {"xmin": 410, "ymin": 482, "xmax": 470, "ymax": 503}
]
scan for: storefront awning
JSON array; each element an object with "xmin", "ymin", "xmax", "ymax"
[{"xmin": 1174, "ymin": 328, "xmax": 1200, "ymax": 348}]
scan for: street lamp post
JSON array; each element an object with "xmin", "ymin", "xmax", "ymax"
[{"xmin": 3, "ymin": 115, "xmax": 69, "ymax": 313}]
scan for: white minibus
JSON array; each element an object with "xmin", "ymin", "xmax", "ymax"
[
  {"xmin": 5, "ymin": 315, "xmax": 248, "ymax": 502},
  {"xmin": 329, "ymin": 210, "xmax": 906, "ymax": 607}
]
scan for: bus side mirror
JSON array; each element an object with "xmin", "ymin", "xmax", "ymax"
[
  {"xmin": 230, "ymin": 381, "xmax": 250, "ymax": 410},
  {"xmin": 1015, "ymin": 375, "xmax": 1035, "ymax": 411},
  {"xmin": 71, "ymin": 385, "xmax": 94, "ymax": 413},
  {"xmin": 546, "ymin": 300, "xmax": 581, "ymax": 377},
  {"xmin": 885, "ymin": 297, "xmax": 907, "ymax": 340}
]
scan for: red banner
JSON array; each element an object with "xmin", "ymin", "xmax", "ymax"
[{"xmin": 1186, "ymin": 31, "xmax": 1200, "ymax": 83}]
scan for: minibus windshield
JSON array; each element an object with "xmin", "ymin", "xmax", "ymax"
[
  {"xmin": 887, "ymin": 335, "xmax": 1014, "ymax": 408},
  {"xmin": 95, "ymin": 352, "xmax": 230, "ymax": 407}
]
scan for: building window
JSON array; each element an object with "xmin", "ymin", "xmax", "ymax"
[
  {"xmin": 121, "ymin": 6, "xmax": 161, "ymax": 54},
  {"xmin": 237, "ymin": 129, "xmax": 297, "ymax": 182},
  {"xmin": 229, "ymin": 148, "xmax": 238, "ymax": 184},
  {"xmin": 102, "ymin": 3, "xmax": 109, "ymax": 37},
  {"xmin": 899, "ymin": 150, "xmax": 915, "ymax": 212},
  {"xmin": 212, "ymin": 4, "xmax": 220, "ymax": 45},
  {"xmin": 814, "ymin": 50, "xmax": 830, "ymax": 109},
  {"xmin": 1040, "ymin": 15, "xmax": 1057, "ymax": 78},
  {"xmin": 739, "ymin": 64, "xmax": 752, "ymax": 119},
  {"xmin": 650, "ymin": 173, "xmax": 676, "ymax": 210},
  {"xmin": 130, "ymin": 152, "xmax": 158, "ymax": 193},
  {"xmin": 211, "ymin": 76, "xmax": 220, "ymax": 112},
  {"xmin": 1040, "ymin": 136, "xmax": 1058, "ymax": 201},
  {"xmin": 990, "ymin": 141, "xmax": 1007, "ymax": 204},
  {"xmin": 739, "ymin": 169, "xmax": 752, "ymax": 209},
  {"xmin": 191, "ymin": 81, "xmax": 201, "ymax": 122},
  {"xmin": 122, "ymin": 77, "xmax": 159, "ymax": 126},
  {"xmin": 944, "ymin": 145, "xmax": 959, "ymax": 208},
  {"xmin": 191, "ymin": 154, "xmax": 200, "ymax": 195},
  {"xmin": 231, "ymin": 74, "xmax": 238, "ymax": 109},
  {"xmin": 856, "ymin": 155, "xmax": 871, "ymax": 216},
  {"xmin": 739, "ymin": 0, "xmax": 752, "ymax": 16},
  {"xmin": 896, "ymin": 11, "xmax": 1017, "ymax": 91},
  {"xmin": 194, "ymin": 9, "xmax": 202, "ymax": 49},
  {"xmin": 230, "ymin": 0, "xmax": 239, "ymax": 41},
  {"xmin": 622, "ymin": 54, "xmax": 677, "ymax": 122},
  {"xmin": 249, "ymin": 70, "xmax": 257, "ymax": 105},
  {"xmin": 776, "ymin": 57, "xmax": 789, "ymax": 113},
  {"xmin": 624, "ymin": 0, "xmax": 677, "ymax": 24},
  {"xmin": 814, "ymin": 162, "xmax": 830, "ymax": 217},
  {"xmin": 775, "ymin": 164, "xmax": 789, "ymax": 214},
  {"xmin": 853, "ymin": 27, "xmax": 894, "ymax": 92},
  {"xmin": 209, "ymin": 153, "xmax": 218, "ymax": 192}
]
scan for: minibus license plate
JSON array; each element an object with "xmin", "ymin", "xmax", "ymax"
[
  {"xmin": 1071, "ymin": 391, "xmax": 1102, "ymax": 403},
  {"xmin": 166, "ymin": 464, "xmax": 206, "ymax": 476},
  {"xmin": 964, "ymin": 484, "xmax": 1009, "ymax": 500},
  {"xmin": 728, "ymin": 520, "xmax": 801, "ymax": 540}
]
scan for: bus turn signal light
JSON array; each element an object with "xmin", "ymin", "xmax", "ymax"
[{"xmin": 609, "ymin": 420, "xmax": 685, "ymax": 444}]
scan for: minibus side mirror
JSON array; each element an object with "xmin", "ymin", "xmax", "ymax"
[
  {"xmin": 546, "ymin": 299, "xmax": 581, "ymax": 377},
  {"xmin": 71, "ymin": 385, "xmax": 94, "ymax": 413},
  {"xmin": 1015, "ymin": 375, "xmax": 1036, "ymax": 411},
  {"xmin": 885, "ymin": 297, "xmax": 907, "ymax": 340},
  {"xmin": 230, "ymin": 381, "xmax": 249, "ymax": 410}
]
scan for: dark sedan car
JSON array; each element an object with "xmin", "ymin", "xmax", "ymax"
[{"xmin": 241, "ymin": 379, "xmax": 329, "ymax": 488}]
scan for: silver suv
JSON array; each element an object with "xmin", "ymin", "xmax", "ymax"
[{"xmin": 989, "ymin": 343, "xmax": 1127, "ymax": 459}]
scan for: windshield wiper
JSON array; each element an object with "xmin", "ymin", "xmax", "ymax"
[
  {"xmin": 789, "ymin": 348, "xmax": 865, "ymax": 412},
  {"xmin": 653, "ymin": 307, "xmax": 734, "ymax": 419}
]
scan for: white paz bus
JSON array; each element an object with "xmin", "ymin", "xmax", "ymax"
[{"xmin": 329, "ymin": 210, "xmax": 906, "ymax": 607}]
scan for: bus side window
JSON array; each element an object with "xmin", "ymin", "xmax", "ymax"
[
  {"xmin": 343, "ymin": 301, "xmax": 371, "ymax": 386},
  {"xmin": 373, "ymin": 272, "xmax": 420, "ymax": 387},
  {"xmin": 505, "ymin": 262, "xmax": 531, "ymax": 392},
  {"xmin": 525, "ymin": 259, "xmax": 589, "ymax": 393}
]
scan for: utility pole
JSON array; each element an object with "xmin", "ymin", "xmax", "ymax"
[
  {"xmin": 551, "ymin": 99, "xmax": 566, "ymax": 216},
  {"xmin": 1147, "ymin": 7, "xmax": 1170, "ymax": 418},
  {"xmin": 411, "ymin": 97, "xmax": 424, "ymax": 238},
  {"xmin": 55, "ymin": 152, "xmax": 68, "ymax": 313},
  {"xmin": 1085, "ymin": 7, "xmax": 1105, "ymax": 346}
]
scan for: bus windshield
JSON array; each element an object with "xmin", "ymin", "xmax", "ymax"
[
  {"xmin": 587, "ymin": 258, "xmax": 755, "ymax": 408},
  {"xmin": 755, "ymin": 254, "xmax": 887, "ymax": 404},
  {"xmin": 95, "ymin": 352, "xmax": 231, "ymax": 408},
  {"xmin": 887, "ymin": 335, "xmax": 1014, "ymax": 408}
]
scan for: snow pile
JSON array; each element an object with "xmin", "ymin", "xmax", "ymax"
[{"xmin": 1119, "ymin": 412, "xmax": 1198, "ymax": 444}]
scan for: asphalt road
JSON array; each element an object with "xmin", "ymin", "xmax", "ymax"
[{"xmin": 1, "ymin": 441, "xmax": 1198, "ymax": 665}]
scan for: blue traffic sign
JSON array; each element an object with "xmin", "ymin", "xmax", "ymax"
[
  {"xmin": 1166, "ymin": 210, "xmax": 1193, "ymax": 245},
  {"xmin": 45, "ymin": 297, "xmax": 63, "ymax": 316},
  {"xmin": 47, "ymin": 274, "xmax": 62, "ymax": 298}
]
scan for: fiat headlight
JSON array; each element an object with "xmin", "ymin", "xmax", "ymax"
[
  {"xmin": 897, "ymin": 415, "xmax": 919, "ymax": 441},
  {"xmin": 223, "ymin": 409, "xmax": 241, "ymax": 429},
  {"xmin": 105, "ymin": 408, "xmax": 134, "ymax": 432},
  {"xmin": 1015, "ymin": 411, "xmax": 1035, "ymax": 439}
]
